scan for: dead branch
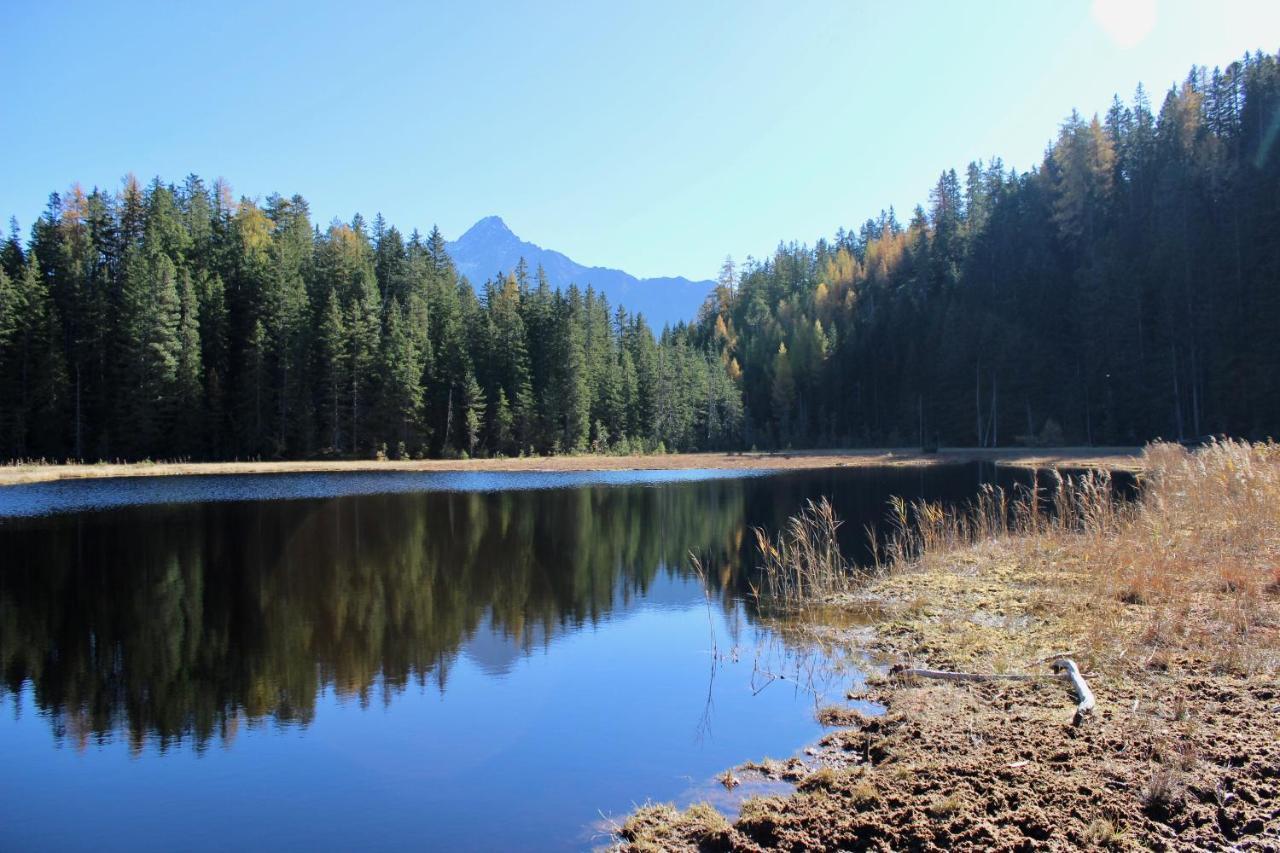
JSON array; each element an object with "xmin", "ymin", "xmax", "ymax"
[
  {"xmin": 890, "ymin": 657, "xmax": 1096, "ymax": 724},
  {"xmin": 889, "ymin": 665, "xmax": 1039, "ymax": 683},
  {"xmin": 1051, "ymin": 657, "xmax": 1096, "ymax": 725}
]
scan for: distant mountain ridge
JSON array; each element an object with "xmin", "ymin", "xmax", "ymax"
[{"xmin": 446, "ymin": 216, "xmax": 713, "ymax": 330}]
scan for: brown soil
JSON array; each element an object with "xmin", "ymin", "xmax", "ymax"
[{"xmin": 0, "ymin": 446, "xmax": 1140, "ymax": 487}]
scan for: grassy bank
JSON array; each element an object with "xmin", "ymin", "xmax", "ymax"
[
  {"xmin": 0, "ymin": 446, "xmax": 1140, "ymax": 487},
  {"xmin": 620, "ymin": 441, "xmax": 1279, "ymax": 851}
]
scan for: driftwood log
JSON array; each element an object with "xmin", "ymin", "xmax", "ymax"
[
  {"xmin": 1051, "ymin": 658, "xmax": 1096, "ymax": 725},
  {"xmin": 890, "ymin": 657, "xmax": 1096, "ymax": 725}
]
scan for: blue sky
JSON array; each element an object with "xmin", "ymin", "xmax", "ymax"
[{"xmin": 2, "ymin": 1, "xmax": 1278, "ymax": 280}]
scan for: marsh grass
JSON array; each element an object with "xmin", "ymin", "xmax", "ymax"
[
  {"xmin": 925, "ymin": 792, "xmax": 964, "ymax": 818},
  {"xmin": 753, "ymin": 497, "xmax": 866, "ymax": 607},
  {"xmin": 757, "ymin": 439, "xmax": 1280, "ymax": 675},
  {"xmin": 1083, "ymin": 816, "xmax": 1127, "ymax": 848},
  {"xmin": 617, "ymin": 802, "xmax": 730, "ymax": 851}
]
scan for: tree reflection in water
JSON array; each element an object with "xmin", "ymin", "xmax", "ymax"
[{"xmin": 1, "ymin": 479, "xmax": 757, "ymax": 752}]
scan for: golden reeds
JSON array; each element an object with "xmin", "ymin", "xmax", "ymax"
[{"xmin": 756, "ymin": 439, "xmax": 1279, "ymax": 673}]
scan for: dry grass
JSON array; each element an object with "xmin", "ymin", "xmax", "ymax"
[
  {"xmin": 925, "ymin": 792, "xmax": 964, "ymax": 819},
  {"xmin": 617, "ymin": 802, "xmax": 731, "ymax": 852},
  {"xmin": 759, "ymin": 439, "xmax": 1279, "ymax": 676},
  {"xmin": 753, "ymin": 498, "xmax": 868, "ymax": 607},
  {"xmin": 615, "ymin": 441, "xmax": 1279, "ymax": 850},
  {"xmin": 1095, "ymin": 441, "xmax": 1280, "ymax": 673},
  {"xmin": 1083, "ymin": 816, "xmax": 1127, "ymax": 848}
]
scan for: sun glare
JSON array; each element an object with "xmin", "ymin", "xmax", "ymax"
[{"xmin": 1090, "ymin": 0, "xmax": 1158, "ymax": 48}]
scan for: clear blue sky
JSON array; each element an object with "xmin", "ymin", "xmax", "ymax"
[{"xmin": 2, "ymin": 1, "xmax": 1277, "ymax": 280}]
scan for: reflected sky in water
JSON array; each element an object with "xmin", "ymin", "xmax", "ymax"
[
  {"xmin": 0, "ymin": 468, "xmax": 766, "ymax": 518},
  {"xmin": 0, "ymin": 464, "xmax": 1057, "ymax": 850}
]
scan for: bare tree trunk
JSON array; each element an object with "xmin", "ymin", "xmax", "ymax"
[
  {"xmin": 74, "ymin": 363, "xmax": 82, "ymax": 460},
  {"xmin": 706, "ymin": 368, "xmax": 714, "ymax": 444},
  {"xmin": 1080, "ymin": 363, "xmax": 1093, "ymax": 446},
  {"xmin": 918, "ymin": 393, "xmax": 924, "ymax": 447},
  {"xmin": 351, "ymin": 373, "xmax": 358, "ymax": 454},
  {"xmin": 975, "ymin": 362, "xmax": 983, "ymax": 447},
  {"xmin": 1191, "ymin": 362, "xmax": 1201, "ymax": 437},
  {"xmin": 990, "ymin": 374, "xmax": 998, "ymax": 447},
  {"xmin": 1171, "ymin": 343, "xmax": 1184, "ymax": 442},
  {"xmin": 279, "ymin": 362, "xmax": 288, "ymax": 452},
  {"xmin": 444, "ymin": 387, "xmax": 453, "ymax": 451}
]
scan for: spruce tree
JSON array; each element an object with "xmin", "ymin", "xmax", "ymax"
[
  {"xmin": 316, "ymin": 287, "xmax": 347, "ymax": 452},
  {"xmin": 461, "ymin": 367, "xmax": 485, "ymax": 456},
  {"xmin": 121, "ymin": 250, "xmax": 181, "ymax": 454},
  {"xmin": 377, "ymin": 299, "xmax": 423, "ymax": 453},
  {"xmin": 491, "ymin": 387, "xmax": 514, "ymax": 455},
  {"xmin": 20, "ymin": 257, "xmax": 69, "ymax": 457},
  {"xmin": 174, "ymin": 269, "xmax": 204, "ymax": 454}
]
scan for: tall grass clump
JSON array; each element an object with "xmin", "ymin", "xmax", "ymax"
[
  {"xmin": 1099, "ymin": 439, "xmax": 1280, "ymax": 672},
  {"xmin": 753, "ymin": 497, "xmax": 866, "ymax": 608},
  {"xmin": 875, "ymin": 466, "xmax": 1126, "ymax": 567}
]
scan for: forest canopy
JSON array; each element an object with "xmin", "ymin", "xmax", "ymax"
[
  {"xmin": 0, "ymin": 184, "xmax": 742, "ymax": 461},
  {"xmin": 696, "ymin": 51, "xmax": 1280, "ymax": 449},
  {"xmin": 1, "ymin": 52, "xmax": 1277, "ymax": 461}
]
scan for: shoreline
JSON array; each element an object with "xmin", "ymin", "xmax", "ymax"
[
  {"xmin": 619, "ymin": 441, "xmax": 1279, "ymax": 850},
  {"xmin": 0, "ymin": 447, "xmax": 1141, "ymax": 488}
]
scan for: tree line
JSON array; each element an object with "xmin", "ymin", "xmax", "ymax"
[
  {"xmin": 0, "ymin": 181, "xmax": 742, "ymax": 461},
  {"xmin": 2, "ymin": 52, "xmax": 1277, "ymax": 460},
  {"xmin": 692, "ymin": 51, "xmax": 1280, "ymax": 448}
]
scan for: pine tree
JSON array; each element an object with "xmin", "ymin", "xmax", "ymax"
[
  {"xmin": 346, "ymin": 280, "xmax": 378, "ymax": 455},
  {"xmin": 491, "ymin": 387, "xmax": 514, "ymax": 454},
  {"xmin": 315, "ymin": 287, "xmax": 347, "ymax": 452},
  {"xmin": 0, "ymin": 266, "xmax": 19, "ymax": 453},
  {"xmin": 461, "ymin": 367, "xmax": 485, "ymax": 456},
  {"xmin": 196, "ymin": 272, "xmax": 229, "ymax": 455},
  {"xmin": 243, "ymin": 318, "xmax": 267, "ymax": 452},
  {"xmin": 121, "ymin": 250, "xmax": 181, "ymax": 454},
  {"xmin": 19, "ymin": 257, "xmax": 69, "ymax": 456},
  {"xmin": 771, "ymin": 342, "xmax": 796, "ymax": 444},
  {"xmin": 0, "ymin": 268, "xmax": 16, "ymax": 357},
  {"xmin": 558, "ymin": 289, "xmax": 591, "ymax": 451},
  {"xmin": 426, "ymin": 225, "xmax": 451, "ymax": 278},
  {"xmin": 174, "ymin": 269, "xmax": 204, "ymax": 454},
  {"xmin": 377, "ymin": 299, "xmax": 423, "ymax": 452}
]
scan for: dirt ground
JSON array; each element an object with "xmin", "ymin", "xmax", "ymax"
[
  {"xmin": 0, "ymin": 446, "xmax": 1140, "ymax": 487},
  {"xmin": 620, "ymin": 532, "xmax": 1280, "ymax": 852}
]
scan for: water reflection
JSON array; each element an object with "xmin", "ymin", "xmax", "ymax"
[
  {"xmin": 1, "ymin": 478, "xmax": 758, "ymax": 752},
  {"xmin": 0, "ymin": 464, "xmax": 1107, "ymax": 755},
  {"xmin": 1, "ymin": 464, "xmax": 1128, "ymax": 850}
]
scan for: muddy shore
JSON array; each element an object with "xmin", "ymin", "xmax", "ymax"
[
  {"xmin": 619, "ymin": 443, "xmax": 1279, "ymax": 851},
  {"xmin": 623, "ymin": 551, "xmax": 1279, "ymax": 851}
]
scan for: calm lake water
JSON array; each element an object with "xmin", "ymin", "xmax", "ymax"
[{"xmin": 1, "ymin": 463, "xmax": 1060, "ymax": 851}]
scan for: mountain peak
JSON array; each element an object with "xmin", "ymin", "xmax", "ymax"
[
  {"xmin": 446, "ymin": 217, "xmax": 714, "ymax": 330},
  {"xmin": 460, "ymin": 215, "xmax": 515, "ymax": 242}
]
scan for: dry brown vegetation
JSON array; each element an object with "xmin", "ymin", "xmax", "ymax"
[
  {"xmin": 618, "ymin": 440, "xmax": 1280, "ymax": 851},
  {"xmin": 0, "ymin": 447, "xmax": 1141, "ymax": 487},
  {"xmin": 753, "ymin": 498, "xmax": 867, "ymax": 607}
]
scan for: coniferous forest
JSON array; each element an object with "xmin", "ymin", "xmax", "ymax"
[
  {"xmin": 0, "ymin": 187, "xmax": 743, "ymax": 461},
  {"xmin": 1, "ymin": 53, "xmax": 1277, "ymax": 462}
]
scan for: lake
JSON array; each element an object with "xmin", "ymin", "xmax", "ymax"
[{"xmin": 1, "ymin": 463, "xmax": 1063, "ymax": 851}]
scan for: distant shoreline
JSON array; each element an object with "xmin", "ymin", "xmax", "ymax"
[{"xmin": 0, "ymin": 447, "xmax": 1142, "ymax": 487}]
